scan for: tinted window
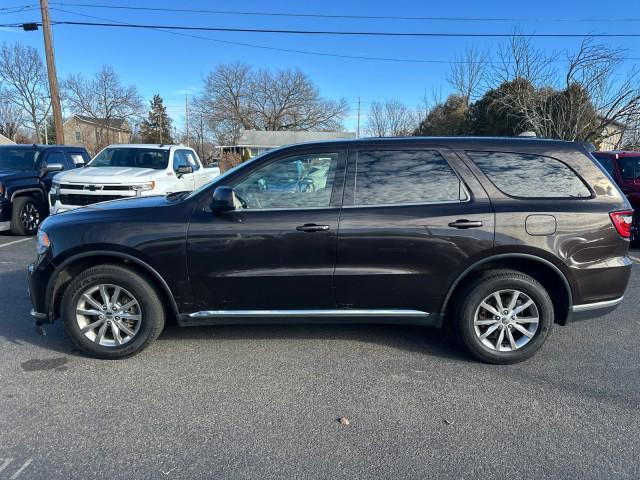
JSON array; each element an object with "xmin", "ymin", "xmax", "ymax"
[
  {"xmin": 352, "ymin": 150, "xmax": 465, "ymax": 206},
  {"xmin": 468, "ymin": 151, "xmax": 590, "ymax": 198},
  {"xmin": 0, "ymin": 148, "xmax": 39, "ymax": 170},
  {"xmin": 618, "ymin": 157, "xmax": 640, "ymax": 180},
  {"xmin": 46, "ymin": 151, "xmax": 69, "ymax": 170},
  {"xmin": 232, "ymin": 153, "xmax": 339, "ymax": 209},
  {"xmin": 593, "ymin": 155, "xmax": 616, "ymax": 177},
  {"xmin": 89, "ymin": 148, "xmax": 169, "ymax": 170}
]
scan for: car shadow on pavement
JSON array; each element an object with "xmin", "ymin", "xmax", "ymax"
[
  {"xmin": 158, "ymin": 320, "xmax": 469, "ymax": 362},
  {"xmin": 0, "ymin": 265, "xmax": 468, "ymax": 362},
  {"xmin": 0, "ymin": 267, "xmax": 81, "ymax": 357}
]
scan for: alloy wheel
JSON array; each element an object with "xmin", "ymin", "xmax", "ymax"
[
  {"xmin": 75, "ymin": 284, "xmax": 142, "ymax": 347},
  {"xmin": 21, "ymin": 202, "xmax": 40, "ymax": 232},
  {"xmin": 473, "ymin": 289, "xmax": 539, "ymax": 352}
]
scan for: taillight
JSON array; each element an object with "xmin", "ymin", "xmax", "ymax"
[{"xmin": 610, "ymin": 210, "xmax": 634, "ymax": 238}]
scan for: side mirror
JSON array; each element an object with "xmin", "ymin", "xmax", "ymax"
[
  {"xmin": 176, "ymin": 165, "xmax": 194, "ymax": 177},
  {"xmin": 211, "ymin": 186, "xmax": 236, "ymax": 212},
  {"xmin": 41, "ymin": 162, "xmax": 64, "ymax": 176}
]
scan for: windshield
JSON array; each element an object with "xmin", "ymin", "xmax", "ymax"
[
  {"xmin": 0, "ymin": 148, "xmax": 40, "ymax": 170},
  {"xmin": 89, "ymin": 147, "xmax": 169, "ymax": 170}
]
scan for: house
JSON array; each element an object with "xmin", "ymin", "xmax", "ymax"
[
  {"xmin": 220, "ymin": 129, "xmax": 357, "ymax": 159},
  {"xmin": 63, "ymin": 114, "xmax": 131, "ymax": 155},
  {"xmin": 599, "ymin": 118, "xmax": 625, "ymax": 151},
  {"xmin": 0, "ymin": 132, "xmax": 15, "ymax": 145}
]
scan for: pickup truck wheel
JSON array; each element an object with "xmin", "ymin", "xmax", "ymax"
[
  {"xmin": 10, "ymin": 196, "xmax": 42, "ymax": 235},
  {"xmin": 61, "ymin": 264, "xmax": 165, "ymax": 359},
  {"xmin": 454, "ymin": 269, "xmax": 554, "ymax": 364}
]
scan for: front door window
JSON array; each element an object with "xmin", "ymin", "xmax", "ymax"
[{"xmin": 231, "ymin": 153, "xmax": 339, "ymax": 209}]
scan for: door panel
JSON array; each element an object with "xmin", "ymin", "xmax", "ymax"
[
  {"xmin": 335, "ymin": 148, "xmax": 494, "ymax": 314},
  {"xmin": 186, "ymin": 149, "xmax": 346, "ymax": 311}
]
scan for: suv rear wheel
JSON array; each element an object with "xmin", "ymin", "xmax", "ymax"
[
  {"xmin": 10, "ymin": 196, "xmax": 42, "ymax": 235},
  {"xmin": 61, "ymin": 264, "xmax": 165, "ymax": 359},
  {"xmin": 454, "ymin": 269, "xmax": 554, "ymax": 364}
]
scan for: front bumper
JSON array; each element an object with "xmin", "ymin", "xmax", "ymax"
[
  {"xmin": 568, "ymin": 296, "xmax": 624, "ymax": 322},
  {"xmin": 27, "ymin": 254, "xmax": 56, "ymax": 323},
  {"xmin": 0, "ymin": 198, "xmax": 11, "ymax": 231}
]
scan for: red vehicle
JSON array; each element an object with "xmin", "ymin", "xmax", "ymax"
[{"xmin": 592, "ymin": 151, "xmax": 640, "ymax": 242}]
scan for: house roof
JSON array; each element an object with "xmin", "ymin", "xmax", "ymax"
[
  {"xmin": 0, "ymin": 132, "xmax": 15, "ymax": 145},
  {"xmin": 235, "ymin": 129, "xmax": 356, "ymax": 147},
  {"xmin": 69, "ymin": 115, "xmax": 129, "ymax": 131}
]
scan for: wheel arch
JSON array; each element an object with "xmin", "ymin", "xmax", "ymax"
[
  {"xmin": 441, "ymin": 253, "xmax": 574, "ymax": 326},
  {"xmin": 10, "ymin": 187, "xmax": 46, "ymax": 204},
  {"xmin": 47, "ymin": 250, "xmax": 180, "ymax": 321}
]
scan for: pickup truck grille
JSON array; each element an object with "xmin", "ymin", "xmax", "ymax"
[{"xmin": 58, "ymin": 194, "xmax": 126, "ymax": 206}]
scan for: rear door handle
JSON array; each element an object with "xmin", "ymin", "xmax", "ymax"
[
  {"xmin": 448, "ymin": 219, "xmax": 483, "ymax": 229},
  {"xmin": 296, "ymin": 223, "xmax": 330, "ymax": 232}
]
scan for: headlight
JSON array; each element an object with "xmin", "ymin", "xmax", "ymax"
[
  {"xmin": 37, "ymin": 229, "xmax": 50, "ymax": 254},
  {"xmin": 51, "ymin": 181, "xmax": 60, "ymax": 195},
  {"xmin": 130, "ymin": 181, "xmax": 155, "ymax": 191}
]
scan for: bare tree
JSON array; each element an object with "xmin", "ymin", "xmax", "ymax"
[
  {"xmin": 447, "ymin": 45, "xmax": 489, "ymax": 106},
  {"xmin": 194, "ymin": 63, "xmax": 349, "ymax": 145},
  {"xmin": 0, "ymin": 42, "xmax": 51, "ymax": 142},
  {"xmin": 0, "ymin": 89, "xmax": 25, "ymax": 140},
  {"xmin": 365, "ymin": 100, "xmax": 418, "ymax": 137},
  {"xmin": 487, "ymin": 35, "xmax": 640, "ymax": 144},
  {"xmin": 63, "ymin": 65, "xmax": 143, "ymax": 149}
]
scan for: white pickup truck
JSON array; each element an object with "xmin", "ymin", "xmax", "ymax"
[{"xmin": 49, "ymin": 144, "xmax": 220, "ymax": 214}]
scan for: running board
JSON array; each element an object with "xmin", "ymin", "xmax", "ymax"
[{"xmin": 178, "ymin": 309, "xmax": 442, "ymax": 327}]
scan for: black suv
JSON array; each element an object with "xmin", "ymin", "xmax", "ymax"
[
  {"xmin": 0, "ymin": 144, "xmax": 90, "ymax": 235},
  {"xmin": 28, "ymin": 138, "xmax": 632, "ymax": 363}
]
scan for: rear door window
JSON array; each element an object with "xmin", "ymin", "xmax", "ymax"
[
  {"xmin": 467, "ymin": 151, "xmax": 591, "ymax": 198},
  {"xmin": 350, "ymin": 150, "xmax": 466, "ymax": 206},
  {"xmin": 618, "ymin": 157, "xmax": 640, "ymax": 181}
]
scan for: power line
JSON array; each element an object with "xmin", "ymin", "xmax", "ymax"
[
  {"xmin": 32, "ymin": 7, "xmax": 640, "ymax": 67},
  {"xmin": 43, "ymin": 20, "xmax": 640, "ymax": 38},
  {"xmin": 47, "ymin": 3, "xmax": 640, "ymax": 23}
]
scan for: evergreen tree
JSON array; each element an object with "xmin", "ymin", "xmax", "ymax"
[{"xmin": 138, "ymin": 94, "xmax": 173, "ymax": 144}]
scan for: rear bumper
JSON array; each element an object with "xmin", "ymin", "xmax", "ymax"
[{"xmin": 568, "ymin": 296, "xmax": 624, "ymax": 322}]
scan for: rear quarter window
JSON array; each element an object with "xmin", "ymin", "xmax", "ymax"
[{"xmin": 467, "ymin": 151, "xmax": 591, "ymax": 198}]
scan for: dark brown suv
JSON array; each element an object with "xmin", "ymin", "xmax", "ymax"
[{"xmin": 28, "ymin": 137, "xmax": 633, "ymax": 363}]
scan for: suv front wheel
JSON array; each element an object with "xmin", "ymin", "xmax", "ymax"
[
  {"xmin": 454, "ymin": 269, "xmax": 554, "ymax": 364},
  {"xmin": 61, "ymin": 264, "xmax": 166, "ymax": 359}
]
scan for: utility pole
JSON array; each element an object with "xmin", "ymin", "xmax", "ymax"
[
  {"xmin": 356, "ymin": 97, "xmax": 361, "ymax": 139},
  {"xmin": 185, "ymin": 94, "xmax": 190, "ymax": 147},
  {"xmin": 40, "ymin": 0, "xmax": 65, "ymax": 144},
  {"xmin": 159, "ymin": 112, "xmax": 163, "ymax": 144}
]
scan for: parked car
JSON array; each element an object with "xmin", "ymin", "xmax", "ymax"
[
  {"xmin": 592, "ymin": 151, "xmax": 640, "ymax": 242},
  {"xmin": 29, "ymin": 137, "xmax": 632, "ymax": 363},
  {"xmin": 0, "ymin": 144, "xmax": 90, "ymax": 235},
  {"xmin": 49, "ymin": 144, "xmax": 220, "ymax": 214}
]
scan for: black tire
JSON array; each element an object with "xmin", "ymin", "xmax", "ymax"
[
  {"xmin": 61, "ymin": 264, "xmax": 166, "ymax": 359},
  {"xmin": 10, "ymin": 196, "xmax": 43, "ymax": 235},
  {"xmin": 453, "ymin": 269, "xmax": 554, "ymax": 364}
]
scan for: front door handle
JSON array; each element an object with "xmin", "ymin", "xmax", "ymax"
[
  {"xmin": 296, "ymin": 223, "xmax": 330, "ymax": 232},
  {"xmin": 448, "ymin": 219, "xmax": 483, "ymax": 229}
]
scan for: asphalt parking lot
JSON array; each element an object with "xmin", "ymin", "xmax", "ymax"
[{"xmin": 0, "ymin": 232, "xmax": 639, "ymax": 480}]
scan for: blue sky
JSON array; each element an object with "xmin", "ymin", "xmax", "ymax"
[{"xmin": 1, "ymin": 0, "xmax": 639, "ymax": 132}]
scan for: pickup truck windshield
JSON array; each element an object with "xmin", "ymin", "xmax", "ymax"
[
  {"xmin": 89, "ymin": 148, "xmax": 169, "ymax": 170},
  {"xmin": 0, "ymin": 148, "xmax": 40, "ymax": 170}
]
